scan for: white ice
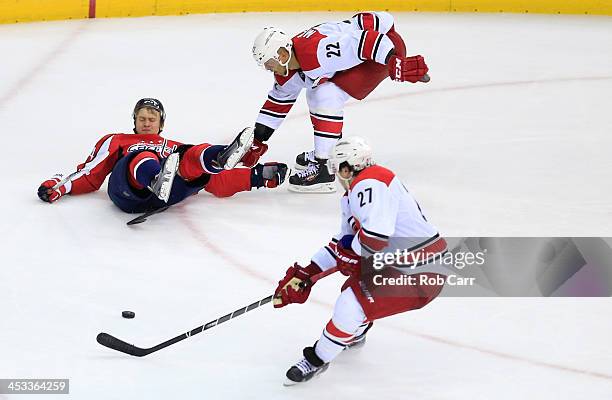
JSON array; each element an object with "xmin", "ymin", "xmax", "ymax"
[{"xmin": 1, "ymin": 11, "xmax": 611, "ymax": 400}]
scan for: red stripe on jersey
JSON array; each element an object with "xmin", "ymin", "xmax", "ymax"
[
  {"xmin": 349, "ymin": 216, "xmax": 361, "ymax": 232},
  {"xmin": 360, "ymin": 31, "xmax": 381, "ymax": 61},
  {"xmin": 292, "ymin": 29, "xmax": 325, "ymax": 72},
  {"xmin": 350, "ymin": 165, "xmax": 395, "ymax": 190},
  {"xmin": 361, "ymin": 13, "xmax": 375, "ymax": 30},
  {"xmin": 358, "ymin": 229, "xmax": 388, "ymax": 252},
  {"xmin": 274, "ymin": 69, "xmax": 297, "ymax": 86},
  {"xmin": 325, "ymin": 320, "xmax": 353, "ymax": 339},
  {"xmin": 263, "ymin": 100, "xmax": 293, "ymax": 115},
  {"xmin": 310, "ymin": 115, "xmax": 343, "ymax": 134}
]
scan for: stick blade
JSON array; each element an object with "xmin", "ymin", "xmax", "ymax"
[
  {"xmin": 126, "ymin": 215, "xmax": 148, "ymax": 225},
  {"xmin": 126, "ymin": 206, "xmax": 170, "ymax": 226},
  {"xmin": 96, "ymin": 332, "xmax": 149, "ymax": 357}
]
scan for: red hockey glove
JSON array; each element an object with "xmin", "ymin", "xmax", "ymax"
[
  {"xmin": 273, "ymin": 262, "xmax": 322, "ymax": 308},
  {"xmin": 240, "ymin": 139, "xmax": 269, "ymax": 168},
  {"xmin": 388, "ymin": 54, "xmax": 429, "ymax": 83},
  {"xmin": 37, "ymin": 174, "xmax": 70, "ymax": 203},
  {"xmin": 336, "ymin": 235, "xmax": 361, "ymax": 276}
]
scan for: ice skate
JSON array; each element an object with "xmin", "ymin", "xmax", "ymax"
[
  {"xmin": 217, "ymin": 127, "xmax": 255, "ymax": 170},
  {"xmin": 288, "ymin": 158, "xmax": 336, "ymax": 193},
  {"xmin": 294, "ymin": 149, "xmax": 315, "ymax": 170},
  {"xmin": 284, "ymin": 357, "xmax": 330, "ymax": 386},
  {"xmin": 148, "ymin": 152, "xmax": 179, "ymax": 202}
]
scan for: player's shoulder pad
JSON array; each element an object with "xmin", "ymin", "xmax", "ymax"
[{"xmin": 349, "ymin": 165, "xmax": 395, "ymax": 190}]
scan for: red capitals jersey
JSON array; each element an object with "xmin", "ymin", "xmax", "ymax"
[{"xmin": 67, "ymin": 133, "xmax": 183, "ymax": 194}]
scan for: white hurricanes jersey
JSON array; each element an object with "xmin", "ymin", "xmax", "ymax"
[
  {"xmin": 312, "ymin": 165, "xmax": 443, "ymax": 270},
  {"xmin": 256, "ymin": 11, "xmax": 396, "ymax": 133}
]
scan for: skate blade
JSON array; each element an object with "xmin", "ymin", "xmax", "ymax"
[
  {"xmin": 150, "ymin": 153, "xmax": 179, "ymax": 202},
  {"xmin": 224, "ymin": 127, "xmax": 254, "ymax": 170},
  {"xmin": 283, "ymin": 379, "xmax": 299, "ymax": 387},
  {"xmin": 288, "ymin": 182, "xmax": 336, "ymax": 194}
]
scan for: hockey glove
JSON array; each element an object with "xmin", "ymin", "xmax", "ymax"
[
  {"xmin": 251, "ymin": 162, "xmax": 289, "ymax": 189},
  {"xmin": 273, "ymin": 262, "xmax": 322, "ymax": 308},
  {"xmin": 240, "ymin": 139, "xmax": 269, "ymax": 168},
  {"xmin": 37, "ymin": 174, "xmax": 70, "ymax": 203},
  {"xmin": 387, "ymin": 54, "xmax": 429, "ymax": 83},
  {"xmin": 335, "ymin": 235, "xmax": 361, "ymax": 276}
]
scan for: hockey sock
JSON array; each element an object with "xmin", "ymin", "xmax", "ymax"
[
  {"xmin": 311, "ymin": 112, "xmax": 343, "ymax": 159},
  {"xmin": 315, "ymin": 320, "xmax": 360, "ymax": 363},
  {"xmin": 178, "ymin": 144, "xmax": 225, "ymax": 180},
  {"xmin": 314, "ymin": 287, "xmax": 369, "ymax": 362},
  {"xmin": 352, "ymin": 321, "xmax": 374, "ymax": 342},
  {"xmin": 128, "ymin": 151, "xmax": 160, "ymax": 190}
]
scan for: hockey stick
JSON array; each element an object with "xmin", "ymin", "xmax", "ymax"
[
  {"xmin": 96, "ymin": 267, "xmax": 339, "ymax": 357},
  {"xmin": 50, "ymin": 170, "xmax": 82, "ymax": 190},
  {"xmin": 126, "ymin": 206, "xmax": 170, "ymax": 225}
]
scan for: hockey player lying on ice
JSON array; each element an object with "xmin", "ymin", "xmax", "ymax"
[
  {"xmin": 241, "ymin": 11, "xmax": 430, "ymax": 193},
  {"xmin": 273, "ymin": 137, "xmax": 448, "ymax": 385},
  {"xmin": 37, "ymin": 98, "xmax": 288, "ymax": 212}
]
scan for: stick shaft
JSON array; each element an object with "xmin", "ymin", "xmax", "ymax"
[{"xmin": 96, "ymin": 268, "xmax": 338, "ymax": 356}]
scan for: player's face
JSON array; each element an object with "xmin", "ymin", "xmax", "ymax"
[
  {"xmin": 263, "ymin": 48, "xmax": 289, "ymax": 76},
  {"xmin": 134, "ymin": 108, "xmax": 161, "ymax": 135},
  {"xmin": 338, "ymin": 166, "xmax": 353, "ymax": 180},
  {"xmin": 263, "ymin": 58, "xmax": 287, "ymax": 76},
  {"xmin": 337, "ymin": 165, "xmax": 354, "ymax": 190}
]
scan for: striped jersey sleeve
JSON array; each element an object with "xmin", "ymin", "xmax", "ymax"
[
  {"xmin": 68, "ymin": 134, "xmax": 122, "ymax": 194},
  {"xmin": 255, "ymin": 71, "xmax": 303, "ymax": 130}
]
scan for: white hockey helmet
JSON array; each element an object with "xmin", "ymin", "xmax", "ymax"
[
  {"xmin": 328, "ymin": 137, "xmax": 374, "ymax": 177},
  {"xmin": 252, "ymin": 27, "xmax": 293, "ymax": 69}
]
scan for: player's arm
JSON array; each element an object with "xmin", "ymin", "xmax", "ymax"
[
  {"xmin": 37, "ymin": 134, "xmax": 120, "ymax": 203},
  {"xmin": 241, "ymin": 77, "xmax": 302, "ymax": 167}
]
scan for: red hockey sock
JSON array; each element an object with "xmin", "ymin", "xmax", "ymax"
[{"xmin": 179, "ymin": 143, "xmax": 225, "ymax": 181}]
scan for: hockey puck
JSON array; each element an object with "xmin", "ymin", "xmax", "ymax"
[{"xmin": 122, "ymin": 311, "xmax": 135, "ymax": 319}]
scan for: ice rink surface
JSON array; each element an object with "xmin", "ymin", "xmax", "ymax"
[{"xmin": 1, "ymin": 11, "xmax": 611, "ymax": 399}]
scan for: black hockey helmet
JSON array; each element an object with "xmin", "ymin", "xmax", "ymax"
[{"xmin": 132, "ymin": 98, "xmax": 165, "ymax": 133}]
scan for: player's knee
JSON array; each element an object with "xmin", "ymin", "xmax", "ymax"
[{"xmin": 128, "ymin": 151, "xmax": 159, "ymax": 190}]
